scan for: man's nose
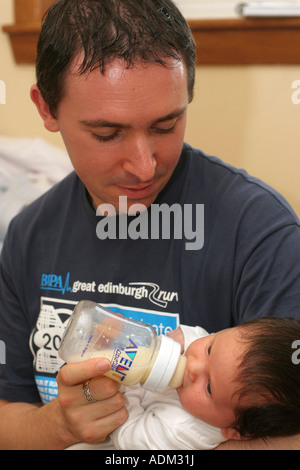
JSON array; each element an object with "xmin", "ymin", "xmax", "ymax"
[{"xmin": 123, "ymin": 135, "xmax": 157, "ymax": 182}]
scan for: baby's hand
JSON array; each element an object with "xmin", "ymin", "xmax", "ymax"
[{"xmin": 167, "ymin": 327, "xmax": 184, "ymax": 353}]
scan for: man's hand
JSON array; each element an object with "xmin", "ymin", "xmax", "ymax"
[{"xmin": 56, "ymin": 358, "xmax": 128, "ymax": 445}]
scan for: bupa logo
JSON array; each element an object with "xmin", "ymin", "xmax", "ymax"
[{"xmin": 41, "ymin": 272, "xmax": 72, "ymax": 295}]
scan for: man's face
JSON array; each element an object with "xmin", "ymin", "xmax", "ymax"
[{"xmin": 54, "ymin": 58, "xmax": 189, "ymax": 212}]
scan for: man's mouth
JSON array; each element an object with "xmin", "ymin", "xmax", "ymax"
[{"xmin": 116, "ymin": 183, "xmax": 155, "ymax": 199}]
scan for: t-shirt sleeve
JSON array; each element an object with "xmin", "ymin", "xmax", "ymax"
[
  {"xmin": 0, "ymin": 225, "xmax": 41, "ymax": 403},
  {"xmin": 232, "ymin": 190, "xmax": 300, "ymax": 325}
]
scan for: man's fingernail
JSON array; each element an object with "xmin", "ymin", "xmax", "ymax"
[{"xmin": 96, "ymin": 358, "xmax": 111, "ymax": 372}]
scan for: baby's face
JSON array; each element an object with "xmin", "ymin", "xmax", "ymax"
[{"xmin": 177, "ymin": 328, "xmax": 245, "ymax": 432}]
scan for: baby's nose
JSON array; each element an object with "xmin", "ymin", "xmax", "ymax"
[{"xmin": 188, "ymin": 357, "xmax": 207, "ymax": 383}]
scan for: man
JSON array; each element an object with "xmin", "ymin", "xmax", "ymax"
[{"xmin": 0, "ymin": 0, "xmax": 300, "ymax": 449}]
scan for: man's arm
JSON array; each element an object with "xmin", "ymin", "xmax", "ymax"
[
  {"xmin": 0, "ymin": 358, "xmax": 128, "ymax": 450},
  {"xmin": 0, "ymin": 399, "xmax": 75, "ymax": 450}
]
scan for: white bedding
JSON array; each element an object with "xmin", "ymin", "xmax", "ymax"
[{"xmin": 0, "ymin": 135, "xmax": 73, "ymax": 251}]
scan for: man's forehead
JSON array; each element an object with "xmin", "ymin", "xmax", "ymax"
[
  {"xmin": 69, "ymin": 54, "xmax": 186, "ymax": 82},
  {"xmin": 61, "ymin": 55, "xmax": 189, "ymax": 119}
]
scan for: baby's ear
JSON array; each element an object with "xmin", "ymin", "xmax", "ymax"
[{"xmin": 221, "ymin": 427, "xmax": 243, "ymax": 441}]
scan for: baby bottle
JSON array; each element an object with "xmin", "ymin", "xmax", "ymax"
[{"xmin": 59, "ymin": 300, "xmax": 186, "ymax": 393}]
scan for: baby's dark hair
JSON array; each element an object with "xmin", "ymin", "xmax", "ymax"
[{"xmin": 233, "ymin": 317, "xmax": 300, "ymax": 440}]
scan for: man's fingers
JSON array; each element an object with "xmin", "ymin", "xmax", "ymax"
[
  {"xmin": 78, "ymin": 405, "xmax": 129, "ymax": 444},
  {"xmin": 82, "ymin": 391, "xmax": 126, "ymax": 420},
  {"xmin": 57, "ymin": 358, "xmax": 111, "ymax": 387},
  {"xmin": 60, "ymin": 375, "xmax": 121, "ymax": 409},
  {"xmin": 85, "ymin": 375, "xmax": 121, "ymax": 402}
]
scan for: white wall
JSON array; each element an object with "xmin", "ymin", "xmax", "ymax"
[
  {"xmin": 174, "ymin": 0, "xmax": 300, "ymax": 19},
  {"xmin": 0, "ymin": 0, "xmax": 65, "ymax": 149}
]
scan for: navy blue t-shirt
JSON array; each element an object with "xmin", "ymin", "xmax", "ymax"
[{"xmin": 1, "ymin": 143, "xmax": 300, "ymax": 404}]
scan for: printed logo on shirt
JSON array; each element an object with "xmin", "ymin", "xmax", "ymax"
[
  {"xmin": 40, "ymin": 272, "xmax": 179, "ymax": 309},
  {"xmin": 40, "ymin": 272, "xmax": 73, "ymax": 295},
  {"xmin": 30, "ymin": 297, "xmax": 180, "ymax": 404},
  {"xmin": 29, "ymin": 297, "xmax": 76, "ymax": 404}
]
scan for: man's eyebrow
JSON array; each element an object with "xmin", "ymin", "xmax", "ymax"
[
  {"xmin": 80, "ymin": 119, "xmax": 130, "ymax": 129},
  {"xmin": 154, "ymin": 107, "xmax": 187, "ymax": 124},
  {"xmin": 80, "ymin": 107, "xmax": 187, "ymax": 129}
]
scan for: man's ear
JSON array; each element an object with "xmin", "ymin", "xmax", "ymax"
[
  {"xmin": 30, "ymin": 84, "xmax": 59, "ymax": 133},
  {"xmin": 221, "ymin": 427, "xmax": 243, "ymax": 441}
]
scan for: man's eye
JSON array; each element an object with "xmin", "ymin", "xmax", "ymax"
[
  {"xmin": 154, "ymin": 119, "xmax": 177, "ymax": 134},
  {"xmin": 154, "ymin": 124, "xmax": 176, "ymax": 134},
  {"xmin": 92, "ymin": 131, "xmax": 120, "ymax": 142}
]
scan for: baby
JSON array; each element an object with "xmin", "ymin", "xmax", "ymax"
[
  {"xmin": 67, "ymin": 316, "xmax": 300, "ymax": 450},
  {"xmin": 174, "ymin": 316, "xmax": 300, "ymax": 442}
]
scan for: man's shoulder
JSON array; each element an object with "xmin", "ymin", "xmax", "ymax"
[
  {"xmin": 9, "ymin": 171, "xmax": 80, "ymax": 230},
  {"xmin": 182, "ymin": 143, "xmax": 299, "ymax": 225}
]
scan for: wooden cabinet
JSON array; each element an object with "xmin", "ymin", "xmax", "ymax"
[
  {"xmin": 14, "ymin": 0, "xmax": 54, "ymax": 23},
  {"xmin": 191, "ymin": 18, "xmax": 300, "ymax": 65},
  {"xmin": 3, "ymin": 0, "xmax": 300, "ymax": 65},
  {"xmin": 2, "ymin": 0, "xmax": 55, "ymax": 64}
]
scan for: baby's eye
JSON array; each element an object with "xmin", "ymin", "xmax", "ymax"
[
  {"xmin": 207, "ymin": 345, "xmax": 212, "ymax": 356},
  {"xmin": 207, "ymin": 382, "xmax": 212, "ymax": 396}
]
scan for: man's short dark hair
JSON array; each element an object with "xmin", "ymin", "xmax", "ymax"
[{"xmin": 36, "ymin": 0, "xmax": 196, "ymax": 117}]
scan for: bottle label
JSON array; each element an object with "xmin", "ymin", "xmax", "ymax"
[{"xmin": 110, "ymin": 338, "xmax": 139, "ymax": 382}]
